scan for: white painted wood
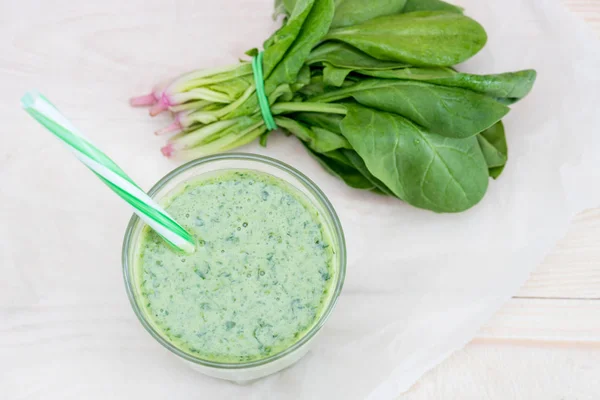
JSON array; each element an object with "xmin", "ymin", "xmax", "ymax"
[
  {"xmin": 502, "ymin": 2, "xmax": 600, "ymax": 301},
  {"xmin": 565, "ymin": 0, "xmax": 600, "ymax": 32},
  {"xmin": 477, "ymin": 298, "xmax": 600, "ymax": 343},
  {"xmin": 502, "ymin": 0, "xmax": 600, "ymax": 302},
  {"xmin": 400, "ymin": 343, "xmax": 600, "ymax": 400},
  {"xmin": 516, "ymin": 209, "xmax": 600, "ymax": 300}
]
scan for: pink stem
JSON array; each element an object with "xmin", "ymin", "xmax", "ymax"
[
  {"xmin": 130, "ymin": 93, "xmax": 158, "ymax": 107},
  {"xmin": 149, "ymin": 93, "xmax": 172, "ymax": 117},
  {"xmin": 149, "ymin": 103, "xmax": 168, "ymax": 116},
  {"xmin": 161, "ymin": 143, "xmax": 175, "ymax": 158},
  {"xmin": 155, "ymin": 120, "xmax": 183, "ymax": 136}
]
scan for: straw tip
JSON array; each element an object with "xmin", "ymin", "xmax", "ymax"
[
  {"xmin": 182, "ymin": 242, "xmax": 196, "ymax": 254},
  {"xmin": 20, "ymin": 91, "xmax": 41, "ymax": 110}
]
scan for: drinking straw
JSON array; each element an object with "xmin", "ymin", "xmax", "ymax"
[{"xmin": 21, "ymin": 91, "xmax": 196, "ymax": 254}]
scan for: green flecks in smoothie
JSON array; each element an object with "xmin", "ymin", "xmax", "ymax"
[{"xmin": 136, "ymin": 170, "xmax": 334, "ymax": 363}]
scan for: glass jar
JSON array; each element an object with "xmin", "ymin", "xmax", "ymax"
[{"xmin": 122, "ymin": 153, "xmax": 346, "ymax": 382}]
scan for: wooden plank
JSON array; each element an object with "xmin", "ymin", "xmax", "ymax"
[
  {"xmin": 516, "ymin": 209, "xmax": 600, "ymax": 300},
  {"xmin": 401, "ymin": 343, "xmax": 600, "ymax": 399},
  {"xmin": 477, "ymin": 298, "xmax": 600, "ymax": 343},
  {"xmin": 507, "ymin": 0, "xmax": 600, "ymax": 301}
]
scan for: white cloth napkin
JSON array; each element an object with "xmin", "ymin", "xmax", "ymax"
[{"xmin": 1, "ymin": 0, "xmax": 599, "ymax": 399}]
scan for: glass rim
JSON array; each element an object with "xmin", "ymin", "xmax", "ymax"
[{"xmin": 122, "ymin": 152, "xmax": 347, "ymax": 370}]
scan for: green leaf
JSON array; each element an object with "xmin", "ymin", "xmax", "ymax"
[
  {"xmin": 308, "ymin": 42, "xmax": 408, "ymax": 70},
  {"xmin": 323, "ymin": 63, "xmax": 352, "ymax": 87},
  {"xmin": 318, "ymin": 149, "xmax": 354, "ymax": 166},
  {"xmin": 403, "ymin": 0, "xmax": 464, "ymax": 14},
  {"xmin": 331, "ymin": 0, "xmax": 407, "ymax": 28},
  {"xmin": 358, "ymin": 68, "xmax": 537, "ymax": 103},
  {"xmin": 305, "ymin": 146, "xmax": 376, "ymax": 190},
  {"xmin": 297, "ymin": 78, "xmax": 327, "ymax": 97},
  {"xmin": 311, "ymin": 127, "xmax": 352, "ymax": 152},
  {"xmin": 228, "ymin": 0, "xmax": 335, "ymax": 118},
  {"xmin": 339, "ymin": 105, "xmax": 489, "ymax": 213},
  {"xmin": 297, "ymin": 74, "xmax": 357, "ymax": 97},
  {"xmin": 488, "ymin": 166, "xmax": 504, "ymax": 180},
  {"xmin": 266, "ymin": 0, "xmax": 335, "ymax": 86},
  {"xmin": 281, "ymin": 0, "xmax": 299, "ymax": 14},
  {"xmin": 294, "ymin": 112, "xmax": 345, "ymax": 134},
  {"xmin": 274, "ymin": 0, "xmax": 297, "ymax": 17},
  {"xmin": 477, "ymin": 121, "xmax": 508, "ymax": 179},
  {"xmin": 311, "ymin": 79, "xmax": 509, "ymax": 138},
  {"xmin": 342, "ymin": 149, "xmax": 396, "ymax": 195},
  {"xmin": 268, "ymin": 84, "xmax": 294, "ymax": 103},
  {"xmin": 324, "ymin": 11, "xmax": 487, "ymax": 66},
  {"xmin": 295, "ymin": 65, "xmax": 312, "ymax": 87},
  {"xmin": 263, "ymin": 0, "xmax": 316, "ymax": 78},
  {"xmin": 275, "ymin": 116, "xmax": 351, "ymax": 153},
  {"xmin": 245, "ymin": 48, "xmax": 259, "ymax": 58}
]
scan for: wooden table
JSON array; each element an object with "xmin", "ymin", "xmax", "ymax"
[{"xmin": 401, "ymin": 3, "xmax": 600, "ymax": 397}]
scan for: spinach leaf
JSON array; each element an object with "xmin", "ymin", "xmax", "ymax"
[
  {"xmin": 297, "ymin": 76, "xmax": 328, "ymax": 97},
  {"xmin": 305, "ymin": 146, "xmax": 376, "ymax": 190},
  {"xmin": 477, "ymin": 121, "xmax": 508, "ymax": 179},
  {"xmin": 298, "ymin": 74, "xmax": 357, "ymax": 97},
  {"xmin": 403, "ymin": 0, "xmax": 463, "ymax": 14},
  {"xmin": 318, "ymin": 149, "xmax": 355, "ymax": 166},
  {"xmin": 297, "ymin": 65, "xmax": 312, "ymax": 86},
  {"xmin": 312, "ymin": 126, "xmax": 352, "ymax": 151},
  {"xmin": 293, "ymin": 111, "xmax": 394, "ymax": 193},
  {"xmin": 265, "ymin": 0, "xmax": 335, "ymax": 87},
  {"xmin": 323, "ymin": 63, "xmax": 352, "ymax": 86},
  {"xmin": 276, "ymin": 0, "xmax": 408, "ymax": 30},
  {"xmin": 342, "ymin": 149, "xmax": 396, "ymax": 195},
  {"xmin": 358, "ymin": 68, "xmax": 537, "ymax": 103},
  {"xmin": 274, "ymin": 0, "xmax": 288, "ymax": 18},
  {"xmin": 274, "ymin": 0, "xmax": 298, "ymax": 16},
  {"xmin": 228, "ymin": 0, "xmax": 335, "ymax": 118},
  {"xmin": 307, "ymin": 42, "xmax": 408, "ymax": 70},
  {"xmin": 291, "ymin": 65, "xmax": 312, "ymax": 92},
  {"xmin": 324, "ymin": 11, "xmax": 487, "ymax": 66},
  {"xmin": 311, "ymin": 79, "xmax": 509, "ymax": 138},
  {"xmin": 331, "ymin": 0, "xmax": 407, "ymax": 28},
  {"xmin": 275, "ymin": 116, "xmax": 351, "ymax": 153},
  {"xmin": 294, "ymin": 111, "xmax": 345, "ymax": 133},
  {"xmin": 263, "ymin": 0, "xmax": 316, "ymax": 78},
  {"xmin": 339, "ymin": 105, "xmax": 489, "ymax": 212}
]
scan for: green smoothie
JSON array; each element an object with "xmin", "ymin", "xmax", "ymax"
[{"xmin": 134, "ymin": 170, "xmax": 335, "ymax": 363}]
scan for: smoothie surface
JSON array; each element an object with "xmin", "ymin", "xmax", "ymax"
[{"xmin": 135, "ymin": 170, "xmax": 335, "ymax": 363}]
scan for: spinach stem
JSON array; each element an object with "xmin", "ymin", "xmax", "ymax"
[
  {"xmin": 271, "ymin": 102, "xmax": 347, "ymax": 115},
  {"xmin": 171, "ymin": 62, "xmax": 252, "ymax": 92}
]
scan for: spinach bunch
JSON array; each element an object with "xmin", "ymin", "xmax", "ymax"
[{"xmin": 132, "ymin": 0, "xmax": 536, "ymax": 213}]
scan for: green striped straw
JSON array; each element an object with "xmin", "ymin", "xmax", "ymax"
[{"xmin": 21, "ymin": 91, "xmax": 196, "ymax": 254}]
